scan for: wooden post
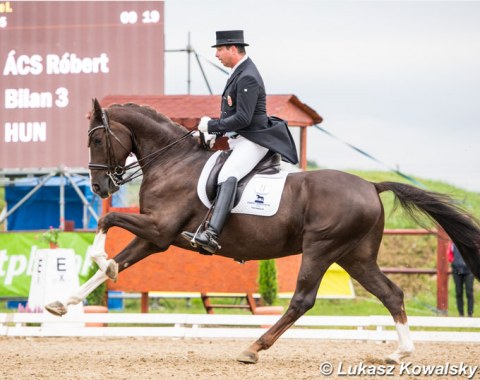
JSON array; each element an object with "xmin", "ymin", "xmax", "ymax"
[
  {"xmin": 300, "ymin": 126, "xmax": 307, "ymax": 171},
  {"xmin": 201, "ymin": 293, "xmax": 214, "ymax": 314},
  {"xmin": 246, "ymin": 293, "xmax": 257, "ymax": 314},
  {"xmin": 102, "ymin": 198, "xmax": 111, "ymax": 215},
  {"xmin": 64, "ymin": 220, "xmax": 75, "ymax": 231},
  {"xmin": 141, "ymin": 292, "xmax": 149, "ymax": 313},
  {"xmin": 436, "ymin": 227, "xmax": 449, "ymax": 315}
]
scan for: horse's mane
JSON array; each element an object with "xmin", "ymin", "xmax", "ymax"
[
  {"xmin": 106, "ymin": 102, "xmax": 210, "ymax": 151},
  {"xmin": 108, "ymin": 103, "xmax": 188, "ymax": 133}
]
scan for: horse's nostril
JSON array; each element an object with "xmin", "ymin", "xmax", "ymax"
[{"xmin": 92, "ymin": 184, "xmax": 101, "ymax": 193}]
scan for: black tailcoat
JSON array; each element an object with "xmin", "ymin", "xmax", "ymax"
[{"xmin": 207, "ymin": 58, "xmax": 298, "ymax": 164}]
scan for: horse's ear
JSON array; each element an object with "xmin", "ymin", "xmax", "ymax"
[{"xmin": 91, "ymin": 98, "xmax": 103, "ymax": 120}]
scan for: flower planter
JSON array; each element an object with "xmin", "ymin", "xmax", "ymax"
[
  {"xmin": 83, "ymin": 305, "xmax": 108, "ymax": 327},
  {"xmin": 254, "ymin": 306, "xmax": 284, "ymax": 315}
]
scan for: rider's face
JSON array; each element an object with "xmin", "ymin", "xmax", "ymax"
[{"xmin": 215, "ymin": 46, "xmax": 236, "ymax": 68}]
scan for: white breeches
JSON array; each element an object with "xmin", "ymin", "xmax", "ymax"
[{"xmin": 218, "ymin": 135, "xmax": 269, "ymax": 184}]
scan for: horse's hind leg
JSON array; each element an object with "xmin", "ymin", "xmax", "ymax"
[
  {"xmin": 237, "ymin": 246, "xmax": 337, "ymax": 364},
  {"xmin": 338, "ymin": 252, "xmax": 414, "ymax": 363}
]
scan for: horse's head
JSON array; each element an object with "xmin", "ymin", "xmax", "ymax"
[{"xmin": 87, "ymin": 98, "xmax": 133, "ymax": 198}]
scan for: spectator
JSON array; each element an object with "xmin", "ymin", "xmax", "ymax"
[{"xmin": 448, "ymin": 242, "xmax": 474, "ymax": 317}]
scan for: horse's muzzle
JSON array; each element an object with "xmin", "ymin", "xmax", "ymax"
[{"xmin": 91, "ymin": 178, "xmax": 118, "ymax": 199}]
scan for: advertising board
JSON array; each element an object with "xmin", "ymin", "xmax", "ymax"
[
  {"xmin": 0, "ymin": 231, "xmax": 95, "ymax": 297},
  {"xmin": 1, "ymin": 1, "xmax": 164, "ymax": 169}
]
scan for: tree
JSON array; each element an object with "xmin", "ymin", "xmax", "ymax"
[{"xmin": 258, "ymin": 259, "xmax": 278, "ymax": 306}]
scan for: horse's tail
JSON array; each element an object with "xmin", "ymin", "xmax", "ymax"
[{"xmin": 374, "ymin": 181, "xmax": 480, "ymax": 280}]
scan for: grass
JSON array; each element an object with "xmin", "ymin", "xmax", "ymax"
[
  {"xmin": 2, "ymin": 279, "xmax": 480, "ymax": 317},
  {"xmin": 344, "ymin": 169, "xmax": 480, "ymax": 229},
  {"xmin": 101, "ymin": 274, "xmax": 480, "ymax": 318},
  {"xmin": 0, "ymin": 187, "xmax": 4, "ymax": 232}
]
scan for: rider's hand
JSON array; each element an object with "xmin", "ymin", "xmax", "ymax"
[
  {"xmin": 192, "ymin": 130, "xmax": 216, "ymax": 149},
  {"xmin": 203, "ymin": 132, "xmax": 216, "ymax": 149},
  {"xmin": 198, "ymin": 116, "xmax": 211, "ymax": 133}
]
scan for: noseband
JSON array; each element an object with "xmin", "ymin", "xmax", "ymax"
[
  {"xmin": 88, "ymin": 109, "xmax": 195, "ymax": 187},
  {"xmin": 88, "ymin": 109, "xmax": 132, "ymax": 187}
]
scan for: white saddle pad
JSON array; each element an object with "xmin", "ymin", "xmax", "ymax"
[{"xmin": 197, "ymin": 151, "xmax": 289, "ymax": 217}]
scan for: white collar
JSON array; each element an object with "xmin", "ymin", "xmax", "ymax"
[{"xmin": 229, "ymin": 55, "xmax": 249, "ymax": 78}]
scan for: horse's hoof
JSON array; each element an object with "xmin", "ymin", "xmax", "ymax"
[
  {"xmin": 44, "ymin": 301, "xmax": 67, "ymax": 317},
  {"xmin": 236, "ymin": 350, "xmax": 258, "ymax": 364},
  {"xmin": 385, "ymin": 356, "xmax": 400, "ymax": 365},
  {"xmin": 105, "ymin": 259, "xmax": 118, "ymax": 282},
  {"xmin": 385, "ymin": 349, "xmax": 413, "ymax": 364}
]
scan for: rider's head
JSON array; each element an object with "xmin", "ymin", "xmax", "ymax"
[{"xmin": 212, "ymin": 30, "xmax": 248, "ymax": 69}]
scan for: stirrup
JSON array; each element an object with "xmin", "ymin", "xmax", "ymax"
[
  {"xmin": 181, "ymin": 231, "xmax": 198, "ymax": 248},
  {"xmin": 180, "ymin": 230, "xmax": 220, "ymax": 254},
  {"xmin": 197, "ymin": 233, "xmax": 221, "ymax": 254}
]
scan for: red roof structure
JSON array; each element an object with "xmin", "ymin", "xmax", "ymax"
[{"xmin": 100, "ymin": 94, "xmax": 322, "ymax": 169}]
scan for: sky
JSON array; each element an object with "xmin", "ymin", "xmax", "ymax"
[{"xmin": 163, "ymin": 1, "xmax": 480, "ymax": 193}]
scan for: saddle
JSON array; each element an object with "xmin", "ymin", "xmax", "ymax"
[{"xmin": 205, "ymin": 150, "xmax": 281, "ymax": 206}]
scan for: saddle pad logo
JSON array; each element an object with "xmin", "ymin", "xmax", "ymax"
[
  {"xmin": 252, "ymin": 184, "xmax": 270, "ymax": 205},
  {"xmin": 255, "ymin": 194, "xmax": 265, "ymax": 204}
]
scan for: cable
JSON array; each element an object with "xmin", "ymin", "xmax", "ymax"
[{"xmin": 313, "ymin": 124, "xmax": 426, "ymax": 188}]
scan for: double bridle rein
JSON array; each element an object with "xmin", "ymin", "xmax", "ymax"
[{"xmin": 88, "ymin": 109, "xmax": 194, "ymax": 187}]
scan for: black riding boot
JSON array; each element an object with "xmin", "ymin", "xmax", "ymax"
[{"xmin": 182, "ymin": 177, "xmax": 238, "ymax": 254}]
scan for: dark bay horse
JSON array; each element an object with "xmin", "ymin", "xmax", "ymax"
[{"xmin": 46, "ymin": 99, "xmax": 480, "ymax": 364}]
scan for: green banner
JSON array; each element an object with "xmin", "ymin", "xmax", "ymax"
[{"xmin": 0, "ymin": 232, "xmax": 95, "ymax": 297}]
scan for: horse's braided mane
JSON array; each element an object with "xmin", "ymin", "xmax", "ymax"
[{"xmin": 108, "ymin": 103, "xmax": 187, "ymax": 132}]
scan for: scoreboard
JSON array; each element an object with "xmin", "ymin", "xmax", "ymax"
[{"xmin": 0, "ymin": 1, "xmax": 165, "ymax": 169}]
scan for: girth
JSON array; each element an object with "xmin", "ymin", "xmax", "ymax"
[{"xmin": 205, "ymin": 150, "xmax": 281, "ymax": 206}]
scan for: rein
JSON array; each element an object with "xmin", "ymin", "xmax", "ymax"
[{"xmin": 88, "ymin": 109, "xmax": 195, "ymax": 187}]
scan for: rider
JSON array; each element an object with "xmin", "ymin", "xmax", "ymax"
[{"xmin": 182, "ymin": 30, "xmax": 298, "ymax": 254}]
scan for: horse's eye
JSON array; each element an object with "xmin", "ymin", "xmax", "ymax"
[{"xmin": 93, "ymin": 137, "xmax": 102, "ymax": 145}]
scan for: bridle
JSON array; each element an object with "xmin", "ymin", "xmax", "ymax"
[
  {"xmin": 88, "ymin": 109, "xmax": 132, "ymax": 187},
  {"xmin": 88, "ymin": 109, "xmax": 194, "ymax": 187}
]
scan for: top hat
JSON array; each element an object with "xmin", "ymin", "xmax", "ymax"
[{"xmin": 212, "ymin": 30, "xmax": 249, "ymax": 47}]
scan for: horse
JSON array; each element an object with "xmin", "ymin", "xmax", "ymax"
[{"xmin": 45, "ymin": 98, "xmax": 480, "ymax": 364}]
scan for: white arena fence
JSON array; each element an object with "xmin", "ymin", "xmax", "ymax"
[{"xmin": 0, "ymin": 313, "xmax": 479, "ymax": 342}]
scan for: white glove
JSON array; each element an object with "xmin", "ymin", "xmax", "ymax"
[
  {"xmin": 198, "ymin": 116, "xmax": 211, "ymax": 133},
  {"xmin": 203, "ymin": 132, "xmax": 217, "ymax": 149}
]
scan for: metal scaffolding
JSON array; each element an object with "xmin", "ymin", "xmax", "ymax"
[{"xmin": 0, "ymin": 166, "xmax": 99, "ymax": 230}]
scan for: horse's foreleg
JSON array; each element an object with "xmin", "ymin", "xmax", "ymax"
[
  {"xmin": 90, "ymin": 232, "xmax": 118, "ymax": 281},
  {"xmin": 45, "ymin": 237, "xmax": 160, "ymax": 317},
  {"xmin": 91, "ymin": 211, "xmax": 172, "ymax": 281},
  {"xmin": 95, "ymin": 211, "xmax": 175, "ymax": 271},
  {"xmin": 98, "ymin": 212, "xmax": 169, "ymax": 247},
  {"xmin": 45, "ymin": 270, "xmax": 108, "ymax": 316},
  {"xmin": 44, "ymin": 234, "xmax": 111, "ymax": 316}
]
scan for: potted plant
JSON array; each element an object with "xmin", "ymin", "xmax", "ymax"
[
  {"xmin": 84, "ymin": 262, "xmax": 108, "ymax": 326},
  {"xmin": 41, "ymin": 226, "xmax": 60, "ymax": 248},
  {"xmin": 255, "ymin": 259, "xmax": 284, "ymax": 316}
]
